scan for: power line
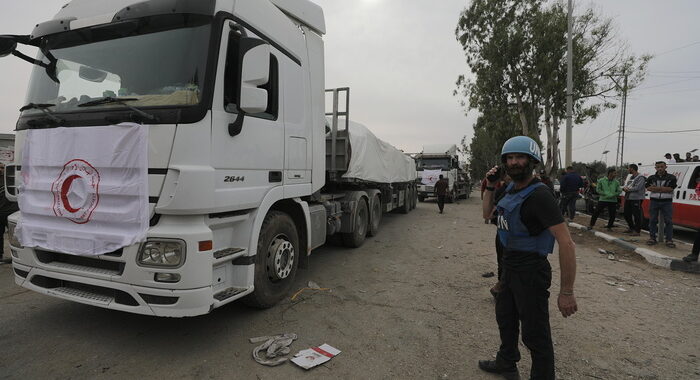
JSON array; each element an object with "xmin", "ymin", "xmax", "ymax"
[
  {"xmin": 573, "ymin": 130, "xmax": 618, "ymax": 151},
  {"xmin": 655, "ymin": 41, "xmax": 700, "ymax": 57},
  {"xmin": 626, "ymin": 128, "xmax": 700, "ymax": 134}
]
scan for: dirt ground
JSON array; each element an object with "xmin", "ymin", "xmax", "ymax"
[{"xmin": 0, "ymin": 194, "xmax": 698, "ymax": 379}]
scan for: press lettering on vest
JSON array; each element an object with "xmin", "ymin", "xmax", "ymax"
[{"xmin": 497, "ymin": 214, "xmax": 509, "ymax": 231}]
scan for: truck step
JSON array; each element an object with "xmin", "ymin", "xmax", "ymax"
[
  {"xmin": 213, "ymin": 247, "xmax": 245, "ymax": 260},
  {"xmin": 213, "ymin": 287, "xmax": 247, "ymax": 301}
]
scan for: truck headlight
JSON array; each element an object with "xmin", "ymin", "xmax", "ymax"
[
  {"xmin": 137, "ymin": 239, "xmax": 186, "ymax": 268},
  {"xmin": 7, "ymin": 222, "xmax": 22, "ymax": 248}
]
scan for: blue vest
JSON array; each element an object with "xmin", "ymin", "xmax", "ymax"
[{"xmin": 496, "ymin": 182, "xmax": 556, "ymax": 256}]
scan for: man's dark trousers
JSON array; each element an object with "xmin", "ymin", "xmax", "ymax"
[
  {"xmin": 590, "ymin": 201, "xmax": 617, "ymax": 228},
  {"xmin": 437, "ymin": 195, "xmax": 446, "ymax": 213},
  {"xmin": 623, "ymin": 199, "xmax": 642, "ymax": 232},
  {"xmin": 496, "ymin": 256, "xmax": 555, "ymax": 380},
  {"xmin": 560, "ymin": 192, "xmax": 577, "ymax": 220}
]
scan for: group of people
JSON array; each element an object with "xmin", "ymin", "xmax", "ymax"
[{"xmin": 664, "ymin": 152, "xmax": 699, "ymax": 163}]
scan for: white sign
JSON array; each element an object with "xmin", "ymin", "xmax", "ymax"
[{"xmin": 16, "ymin": 123, "xmax": 149, "ymax": 256}]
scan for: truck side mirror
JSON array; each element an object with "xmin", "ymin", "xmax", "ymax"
[
  {"xmin": 238, "ymin": 38, "xmax": 270, "ymax": 114},
  {"xmin": 0, "ymin": 36, "xmax": 18, "ymax": 58}
]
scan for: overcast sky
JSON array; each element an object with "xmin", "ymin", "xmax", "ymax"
[{"xmin": 0, "ymin": 0, "xmax": 698, "ymax": 166}]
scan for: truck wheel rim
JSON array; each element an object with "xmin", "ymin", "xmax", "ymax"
[{"xmin": 267, "ymin": 234, "xmax": 294, "ymax": 281}]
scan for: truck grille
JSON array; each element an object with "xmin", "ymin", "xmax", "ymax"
[{"xmin": 35, "ymin": 249, "xmax": 125, "ymax": 276}]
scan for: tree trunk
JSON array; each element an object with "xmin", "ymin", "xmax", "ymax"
[{"xmin": 515, "ymin": 96, "xmax": 529, "ymax": 135}]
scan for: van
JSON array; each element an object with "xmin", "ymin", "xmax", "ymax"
[{"xmin": 624, "ymin": 163, "xmax": 700, "ymax": 230}]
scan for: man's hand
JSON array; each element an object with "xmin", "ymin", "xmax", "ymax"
[
  {"xmin": 558, "ymin": 293, "xmax": 578, "ymax": 318},
  {"xmin": 485, "ymin": 166, "xmax": 499, "ymax": 186}
]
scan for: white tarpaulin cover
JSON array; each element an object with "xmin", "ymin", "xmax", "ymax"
[
  {"xmin": 420, "ymin": 169, "xmax": 442, "ymax": 186},
  {"xmin": 339, "ymin": 120, "xmax": 417, "ymax": 183},
  {"xmin": 16, "ymin": 123, "xmax": 149, "ymax": 256}
]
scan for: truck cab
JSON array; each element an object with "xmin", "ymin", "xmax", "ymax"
[
  {"xmin": 415, "ymin": 144, "xmax": 469, "ymax": 202},
  {"xmin": 1, "ymin": 0, "xmax": 329, "ymax": 317}
]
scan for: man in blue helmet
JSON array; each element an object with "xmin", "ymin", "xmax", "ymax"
[{"xmin": 480, "ymin": 136, "xmax": 578, "ymax": 380}]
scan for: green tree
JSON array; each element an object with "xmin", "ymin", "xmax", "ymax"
[{"xmin": 455, "ymin": 0, "xmax": 650, "ymax": 176}]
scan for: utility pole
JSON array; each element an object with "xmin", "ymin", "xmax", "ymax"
[
  {"xmin": 615, "ymin": 74, "xmax": 629, "ymax": 167},
  {"xmin": 565, "ymin": 0, "xmax": 574, "ymax": 167}
]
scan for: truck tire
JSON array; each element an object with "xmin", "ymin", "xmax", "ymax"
[
  {"xmin": 418, "ymin": 195, "xmax": 425, "ymax": 202},
  {"xmin": 411, "ymin": 186, "xmax": 418, "ymax": 209},
  {"xmin": 368, "ymin": 195, "xmax": 382, "ymax": 237},
  {"xmin": 409, "ymin": 187, "xmax": 416, "ymax": 210},
  {"xmin": 343, "ymin": 198, "xmax": 369, "ymax": 248},
  {"xmin": 399, "ymin": 189, "xmax": 409, "ymax": 214},
  {"xmin": 244, "ymin": 211, "xmax": 299, "ymax": 309}
]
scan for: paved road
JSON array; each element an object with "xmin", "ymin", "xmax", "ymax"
[{"xmin": 1, "ymin": 195, "xmax": 698, "ymax": 379}]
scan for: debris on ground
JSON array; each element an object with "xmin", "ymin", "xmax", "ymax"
[
  {"xmin": 250, "ymin": 333, "xmax": 298, "ymax": 366},
  {"xmin": 291, "ymin": 344, "xmax": 341, "ymax": 370},
  {"xmin": 291, "ymin": 281, "xmax": 331, "ymax": 301},
  {"xmin": 481, "ymin": 272, "xmax": 495, "ymax": 278}
]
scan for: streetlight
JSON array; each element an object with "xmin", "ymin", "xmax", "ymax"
[{"xmin": 602, "ymin": 150, "xmax": 610, "ymax": 165}]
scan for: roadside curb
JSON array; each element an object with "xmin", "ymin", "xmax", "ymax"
[{"xmin": 568, "ymin": 222, "xmax": 699, "ymax": 274}]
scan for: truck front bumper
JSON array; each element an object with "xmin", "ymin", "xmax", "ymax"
[{"xmin": 12, "ymin": 261, "xmax": 214, "ymax": 317}]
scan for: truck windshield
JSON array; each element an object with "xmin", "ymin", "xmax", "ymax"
[
  {"xmin": 418, "ymin": 158, "xmax": 451, "ymax": 170},
  {"xmin": 22, "ymin": 14, "xmax": 212, "ymax": 118}
]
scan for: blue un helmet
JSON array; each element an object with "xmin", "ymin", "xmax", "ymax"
[{"xmin": 501, "ymin": 136, "xmax": 542, "ymax": 163}]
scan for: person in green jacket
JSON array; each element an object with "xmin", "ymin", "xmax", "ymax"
[{"xmin": 588, "ymin": 168, "xmax": 621, "ymax": 231}]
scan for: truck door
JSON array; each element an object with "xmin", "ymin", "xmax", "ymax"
[{"xmin": 211, "ymin": 23, "xmax": 284, "ymax": 209}]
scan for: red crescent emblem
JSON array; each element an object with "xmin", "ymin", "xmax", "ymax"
[
  {"xmin": 60, "ymin": 175, "xmax": 82, "ymax": 213},
  {"xmin": 51, "ymin": 159, "xmax": 101, "ymax": 224}
]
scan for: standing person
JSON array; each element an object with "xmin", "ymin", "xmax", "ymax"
[
  {"xmin": 480, "ymin": 136, "xmax": 578, "ymax": 380},
  {"xmin": 685, "ymin": 152, "xmax": 693, "ymax": 162},
  {"xmin": 673, "ymin": 153, "xmax": 684, "ymax": 163},
  {"xmin": 559, "ymin": 166, "xmax": 584, "ymax": 221},
  {"xmin": 683, "ymin": 177, "xmax": 700, "ymax": 262},
  {"xmin": 588, "ymin": 168, "xmax": 621, "ymax": 231},
  {"xmin": 622, "ymin": 164, "xmax": 646, "ymax": 236},
  {"xmin": 645, "ymin": 161, "xmax": 677, "ymax": 247},
  {"xmin": 664, "ymin": 153, "xmax": 675, "ymax": 164},
  {"xmin": 0, "ymin": 164, "xmax": 19, "ymax": 264},
  {"xmin": 435, "ymin": 175, "xmax": 449, "ymax": 214},
  {"xmin": 539, "ymin": 170, "xmax": 554, "ymax": 192}
]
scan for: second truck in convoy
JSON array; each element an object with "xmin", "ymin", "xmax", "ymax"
[
  {"xmin": 415, "ymin": 144, "xmax": 470, "ymax": 202},
  {"xmin": 1, "ymin": 0, "xmax": 417, "ymax": 317}
]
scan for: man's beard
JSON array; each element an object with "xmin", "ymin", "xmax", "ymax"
[{"xmin": 506, "ymin": 161, "xmax": 535, "ymax": 182}]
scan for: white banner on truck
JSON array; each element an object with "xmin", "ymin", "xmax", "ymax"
[
  {"xmin": 420, "ymin": 169, "xmax": 442, "ymax": 186},
  {"xmin": 16, "ymin": 123, "xmax": 149, "ymax": 256}
]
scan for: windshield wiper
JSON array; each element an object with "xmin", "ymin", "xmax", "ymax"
[
  {"xmin": 78, "ymin": 97, "xmax": 156, "ymax": 121},
  {"xmin": 19, "ymin": 103, "xmax": 64, "ymax": 124}
]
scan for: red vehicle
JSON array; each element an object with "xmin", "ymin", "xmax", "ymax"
[{"xmin": 625, "ymin": 163, "xmax": 700, "ymax": 230}]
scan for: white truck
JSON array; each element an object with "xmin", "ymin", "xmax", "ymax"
[
  {"xmin": 0, "ymin": 0, "xmax": 417, "ymax": 317},
  {"xmin": 415, "ymin": 144, "xmax": 470, "ymax": 202}
]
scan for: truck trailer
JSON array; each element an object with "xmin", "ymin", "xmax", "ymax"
[
  {"xmin": 415, "ymin": 144, "xmax": 470, "ymax": 202},
  {"xmin": 0, "ymin": 0, "xmax": 417, "ymax": 317}
]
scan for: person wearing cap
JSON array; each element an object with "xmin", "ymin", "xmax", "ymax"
[{"xmin": 480, "ymin": 136, "xmax": 578, "ymax": 380}]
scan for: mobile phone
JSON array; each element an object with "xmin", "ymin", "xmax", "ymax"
[{"xmin": 487, "ymin": 167, "xmax": 502, "ymax": 183}]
